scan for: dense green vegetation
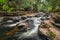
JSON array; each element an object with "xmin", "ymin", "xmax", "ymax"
[{"xmin": 0, "ymin": 0, "xmax": 60, "ymax": 13}]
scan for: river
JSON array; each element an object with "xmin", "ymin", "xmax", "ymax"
[{"xmin": 0, "ymin": 12, "xmax": 50, "ymax": 40}]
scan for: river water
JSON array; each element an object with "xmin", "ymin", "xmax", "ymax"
[{"xmin": 0, "ymin": 12, "xmax": 50, "ymax": 40}]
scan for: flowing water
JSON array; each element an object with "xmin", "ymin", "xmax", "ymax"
[{"xmin": 0, "ymin": 12, "xmax": 50, "ymax": 40}]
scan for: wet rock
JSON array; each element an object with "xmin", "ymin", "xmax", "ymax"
[{"xmin": 0, "ymin": 12, "xmax": 51, "ymax": 40}]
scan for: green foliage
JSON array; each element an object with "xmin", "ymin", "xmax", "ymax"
[
  {"xmin": 0, "ymin": 0, "xmax": 60, "ymax": 12},
  {"xmin": 0, "ymin": 0, "xmax": 14, "ymax": 14},
  {"xmin": 15, "ymin": 0, "xmax": 36, "ymax": 10},
  {"xmin": 2, "ymin": 4, "xmax": 14, "ymax": 13},
  {"xmin": 2, "ymin": 4, "xmax": 9, "ymax": 10},
  {"xmin": 7, "ymin": 8, "xmax": 14, "ymax": 13},
  {"xmin": 0, "ymin": 0, "xmax": 7, "ymax": 4}
]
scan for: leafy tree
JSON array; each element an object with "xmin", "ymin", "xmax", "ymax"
[
  {"xmin": 0, "ymin": 0, "xmax": 14, "ymax": 13},
  {"xmin": 0, "ymin": 0, "xmax": 7, "ymax": 4},
  {"xmin": 0, "ymin": 0, "xmax": 60, "ymax": 12}
]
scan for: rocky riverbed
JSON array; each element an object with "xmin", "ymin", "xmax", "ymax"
[{"xmin": 0, "ymin": 12, "xmax": 60, "ymax": 40}]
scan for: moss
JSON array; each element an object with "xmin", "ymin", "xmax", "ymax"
[{"xmin": 46, "ymin": 30, "xmax": 56, "ymax": 40}]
